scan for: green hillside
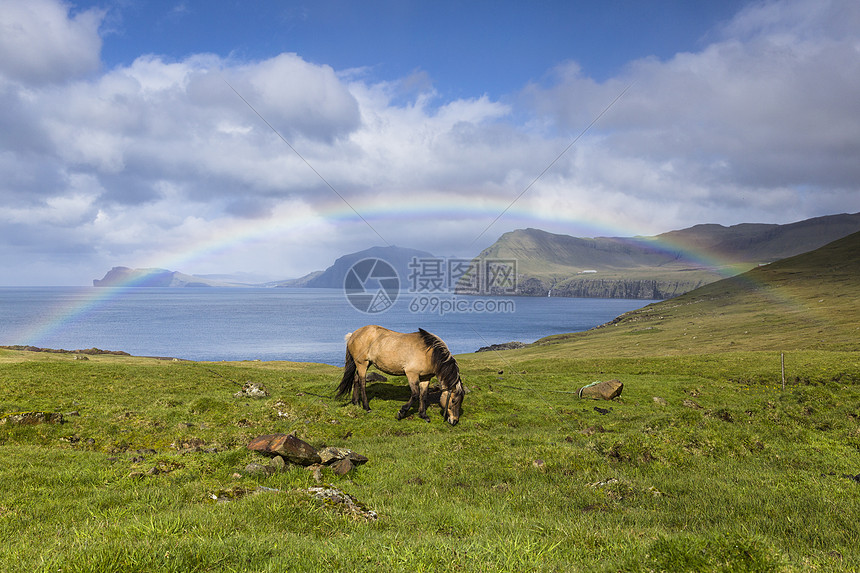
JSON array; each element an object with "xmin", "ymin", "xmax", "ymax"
[
  {"xmin": 529, "ymin": 230, "xmax": 860, "ymax": 356},
  {"xmin": 470, "ymin": 212, "xmax": 860, "ymax": 298}
]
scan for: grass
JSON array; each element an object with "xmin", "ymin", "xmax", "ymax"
[
  {"xmin": 1, "ymin": 347, "xmax": 859, "ymax": 572},
  {"xmin": 2, "ymin": 234, "xmax": 859, "ymax": 571}
]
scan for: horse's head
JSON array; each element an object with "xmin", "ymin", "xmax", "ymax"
[{"xmin": 440, "ymin": 379, "xmax": 465, "ymax": 426}]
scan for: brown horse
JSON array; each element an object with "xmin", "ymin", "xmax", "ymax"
[{"xmin": 337, "ymin": 325, "xmax": 465, "ymax": 425}]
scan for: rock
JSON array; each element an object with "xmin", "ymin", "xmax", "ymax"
[
  {"xmin": 247, "ymin": 434, "xmax": 321, "ymax": 466},
  {"xmin": 330, "ymin": 457, "xmax": 354, "ymax": 476},
  {"xmin": 652, "ymin": 396, "xmax": 667, "ymax": 406},
  {"xmin": 234, "ymin": 381, "xmax": 269, "ymax": 399},
  {"xmin": 0, "ymin": 412, "xmax": 65, "ymax": 426},
  {"xmin": 269, "ymin": 455, "xmax": 286, "ymax": 472},
  {"xmin": 210, "ymin": 485, "xmax": 282, "ymax": 503},
  {"xmin": 244, "ymin": 462, "xmax": 274, "ymax": 476},
  {"xmin": 305, "ymin": 464, "xmax": 324, "ymax": 483},
  {"xmin": 305, "ymin": 486, "xmax": 378, "ymax": 520},
  {"xmin": 365, "ymin": 372, "xmax": 387, "ymax": 382},
  {"xmin": 682, "ymin": 399, "xmax": 703, "ymax": 410},
  {"xmin": 579, "ymin": 379, "xmax": 623, "ymax": 400},
  {"xmin": 74, "ymin": 355, "xmax": 89, "ymax": 360},
  {"xmin": 476, "ymin": 341, "xmax": 526, "ymax": 353},
  {"xmin": 318, "ymin": 446, "xmax": 369, "ymax": 466},
  {"xmin": 594, "ymin": 407, "xmax": 612, "ymax": 415},
  {"xmin": 533, "ymin": 459, "xmax": 546, "ymax": 470}
]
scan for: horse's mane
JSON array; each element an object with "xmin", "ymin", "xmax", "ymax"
[{"xmin": 418, "ymin": 328, "xmax": 462, "ymax": 392}]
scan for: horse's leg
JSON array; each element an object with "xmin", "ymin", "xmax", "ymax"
[
  {"xmin": 396, "ymin": 374, "xmax": 420, "ymax": 420},
  {"xmin": 416, "ymin": 379, "xmax": 431, "ymax": 422},
  {"xmin": 354, "ymin": 362, "xmax": 370, "ymax": 411}
]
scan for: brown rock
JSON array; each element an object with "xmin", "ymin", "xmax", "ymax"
[
  {"xmin": 578, "ymin": 379, "xmax": 623, "ymax": 400},
  {"xmin": 330, "ymin": 457, "xmax": 354, "ymax": 476},
  {"xmin": 247, "ymin": 434, "xmax": 321, "ymax": 466},
  {"xmin": 682, "ymin": 399, "xmax": 703, "ymax": 410}
]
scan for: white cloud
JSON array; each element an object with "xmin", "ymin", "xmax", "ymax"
[{"xmin": 0, "ymin": 0, "xmax": 103, "ymax": 84}]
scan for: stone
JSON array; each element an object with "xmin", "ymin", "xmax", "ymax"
[
  {"xmin": 234, "ymin": 381, "xmax": 269, "ymax": 399},
  {"xmin": 305, "ymin": 487, "xmax": 378, "ymax": 520},
  {"xmin": 475, "ymin": 341, "xmax": 526, "ymax": 352},
  {"xmin": 247, "ymin": 434, "xmax": 321, "ymax": 466},
  {"xmin": 269, "ymin": 455, "xmax": 286, "ymax": 472},
  {"xmin": 652, "ymin": 396, "xmax": 667, "ymax": 406},
  {"xmin": 0, "ymin": 411, "xmax": 65, "ymax": 426},
  {"xmin": 305, "ymin": 464, "xmax": 324, "ymax": 483},
  {"xmin": 682, "ymin": 399, "xmax": 703, "ymax": 410},
  {"xmin": 330, "ymin": 457, "xmax": 354, "ymax": 476},
  {"xmin": 578, "ymin": 379, "xmax": 623, "ymax": 400},
  {"xmin": 365, "ymin": 372, "xmax": 387, "ymax": 382},
  {"xmin": 244, "ymin": 462, "xmax": 274, "ymax": 476},
  {"xmin": 318, "ymin": 446, "xmax": 369, "ymax": 466}
]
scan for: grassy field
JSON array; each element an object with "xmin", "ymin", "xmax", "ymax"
[{"xmin": 1, "ymin": 235, "xmax": 859, "ymax": 572}]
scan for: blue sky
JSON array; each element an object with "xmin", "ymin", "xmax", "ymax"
[
  {"xmin": 91, "ymin": 1, "xmax": 748, "ymax": 95},
  {"xmin": 1, "ymin": 0, "xmax": 859, "ymax": 285}
]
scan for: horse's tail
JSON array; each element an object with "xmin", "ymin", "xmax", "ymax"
[{"xmin": 337, "ymin": 342, "xmax": 356, "ymax": 399}]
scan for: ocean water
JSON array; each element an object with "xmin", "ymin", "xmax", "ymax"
[{"xmin": 0, "ymin": 287, "xmax": 656, "ymax": 365}]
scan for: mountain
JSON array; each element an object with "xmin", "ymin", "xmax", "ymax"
[
  {"xmin": 533, "ymin": 229, "xmax": 860, "ymax": 355},
  {"xmin": 469, "ymin": 212, "xmax": 860, "ymax": 299},
  {"xmin": 93, "ymin": 267, "xmax": 249, "ymax": 288},
  {"xmin": 274, "ymin": 245, "xmax": 435, "ymax": 289}
]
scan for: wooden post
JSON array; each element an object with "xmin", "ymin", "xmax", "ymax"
[{"xmin": 781, "ymin": 353, "xmax": 785, "ymax": 391}]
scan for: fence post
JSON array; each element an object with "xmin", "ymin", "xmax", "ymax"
[{"xmin": 781, "ymin": 353, "xmax": 785, "ymax": 391}]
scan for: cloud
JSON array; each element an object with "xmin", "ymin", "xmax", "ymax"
[
  {"xmin": 524, "ymin": 0, "xmax": 860, "ymax": 195},
  {"xmin": 0, "ymin": 0, "xmax": 858, "ymax": 285},
  {"xmin": 0, "ymin": 0, "xmax": 103, "ymax": 84}
]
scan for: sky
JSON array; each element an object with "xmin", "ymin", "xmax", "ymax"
[{"xmin": 1, "ymin": 0, "xmax": 858, "ymax": 286}]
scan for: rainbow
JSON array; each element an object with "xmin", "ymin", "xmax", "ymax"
[{"xmin": 13, "ymin": 194, "xmax": 795, "ymax": 348}]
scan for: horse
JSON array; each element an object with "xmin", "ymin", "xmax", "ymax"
[{"xmin": 336, "ymin": 325, "xmax": 465, "ymax": 425}]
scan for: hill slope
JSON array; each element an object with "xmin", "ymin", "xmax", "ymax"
[
  {"xmin": 274, "ymin": 245, "xmax": 434, "ymax": 289},
  {"xmin": 530, "ymin": 230, "xmax": 860, "ymax": 356},
  {"xmin": 471, "ymin": 212, "xmax": 860, "ymax": 299},
  {"xmin": 93, "ymin": 267, "xmax": 248, "ymax": 287}
]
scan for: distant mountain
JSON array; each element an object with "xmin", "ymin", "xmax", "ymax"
[
  {"xmin": 534, "ymin": 229, "xmax": 860, "ymax": 354},
  {"xmin": 468, "ymin": 212, "xmax": 860, "ymax": 299},
  {"xmin": 274, "ymin": 245, "xmax": 435, "ymax": 289},
  {"xmin": 275, "ymin": 270, "xmax": 325, "ymax": 288},
  {"xmin": 93, "ymin": 267, "xmax": 249, "ymax": 288}
]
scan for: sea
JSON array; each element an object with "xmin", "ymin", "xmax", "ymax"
[{"xmin": 0, "ymin": 287, "xmax": 656, "ymax": 366}]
